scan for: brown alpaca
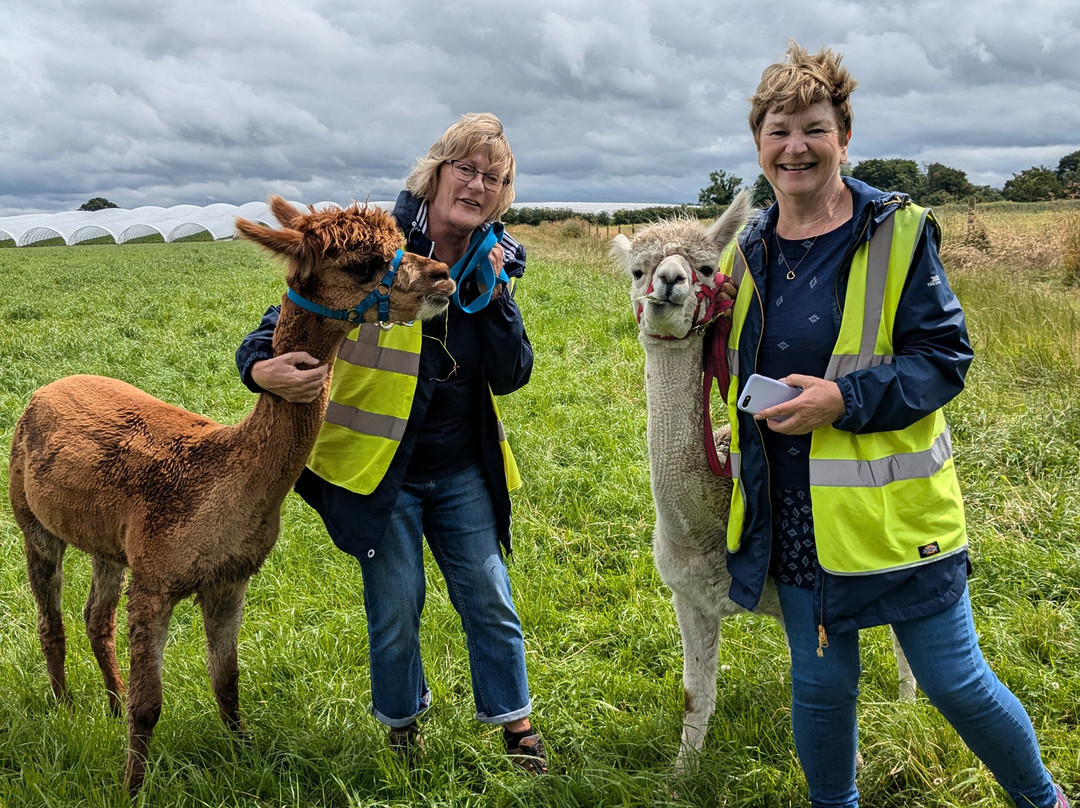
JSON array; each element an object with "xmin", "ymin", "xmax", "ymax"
[{"xmin": 7, "ymin": 196, "xmax": 455, "ymax": 797}]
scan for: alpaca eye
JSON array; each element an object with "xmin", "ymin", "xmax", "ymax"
[
  {"xmin": 344, "ymin": 255, "xmax": 384, "ymax": 278},
  {"xmin": 632, "ymin": 270, "xmax": 644, "ymax": 279},
  {"xmin": 699, "ymin": 265, "xmax": 715, "ymax": 277}
]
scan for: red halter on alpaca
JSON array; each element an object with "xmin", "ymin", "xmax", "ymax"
[
  {"xmin": 699, "ymin": 274, "xmax": 734, "ymax": 477},
  {"xmin": 637, "ymin": 270, "xmax": 735, "ymax": 477}
]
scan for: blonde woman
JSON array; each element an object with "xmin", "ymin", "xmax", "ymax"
[{"xmin": 237, "ymin": 114, "xmax": 545, "ymax": 772}]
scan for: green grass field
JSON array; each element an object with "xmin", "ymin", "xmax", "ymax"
[{"xmin": 0, "ymin": 209, "xmax": 1078, "ymax": 807}]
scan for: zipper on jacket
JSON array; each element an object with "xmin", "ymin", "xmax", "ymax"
[
  {"xmin": 748, "ymin": 237, "xmax": 777, "ymax": 592},
  {"xmin": 817, "ymin": 582, "xmax": 829, "ymax": 657}
]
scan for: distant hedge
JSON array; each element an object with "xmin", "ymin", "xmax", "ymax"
[{"xmin": 502, "ymin": 203, "xmax": 734, "ymax": 227}]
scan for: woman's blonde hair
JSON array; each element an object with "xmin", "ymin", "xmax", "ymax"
[
  {"xmin": 405, "ymin": 112, "xmax": 516, "ymax": 221},
  {"xmin": 749, "ymin": 41, "xmax": 858, "ymax": 145}
]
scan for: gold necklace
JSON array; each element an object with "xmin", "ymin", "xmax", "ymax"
[{"xmin": 774, "ymin": 185, "xmax": 845, "ymax": 281}]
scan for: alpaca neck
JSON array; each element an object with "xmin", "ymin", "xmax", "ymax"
[
  {"xmin": 235, "ymin": 300, "xmax": 352, "ymax": 505},
  {"xmin": 642, "ymin": 335, "xmax": 730, "ymax": 544}
]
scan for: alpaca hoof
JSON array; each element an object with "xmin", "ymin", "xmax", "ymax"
[
  {"xmin": 230, "ymin": 719, "xmax": 252, "ymax": 742},
  {"xmin": 124, "ymin": 766, "xmax": 146, "ymax": 800},
  {"xmin": 107, "ymin": 693, "xmax": 125, "ymax": 719}
]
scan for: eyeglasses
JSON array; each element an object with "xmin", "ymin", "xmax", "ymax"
[{"xmin": 446, "ymin": 160, "xmax": 508, "ymax": 192}]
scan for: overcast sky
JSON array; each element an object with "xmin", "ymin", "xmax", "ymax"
[{"xmin": 3, "ymin": 0, "xmax": 1079, "ymax": 215}]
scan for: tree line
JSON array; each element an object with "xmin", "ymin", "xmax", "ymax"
[
  {"xmin": 502, "ymin": 149, "xmax": 1080, "ymax": 229},
  {"xmin": 76, "ymin": 149, "xmax": 1080, "ymax": 230},
  {"xmin": 699, "ymin": 149, "xmax": 1080, "ymax": 209}
]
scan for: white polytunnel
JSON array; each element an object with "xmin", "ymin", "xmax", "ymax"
[{"xmin": 0, "ymin": 200, "xmax": 367, "ymax": 247}]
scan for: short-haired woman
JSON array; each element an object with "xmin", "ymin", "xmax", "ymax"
[{"xmin": 721, "ymin": 43, "xmax": 1069, "ymax": 808}]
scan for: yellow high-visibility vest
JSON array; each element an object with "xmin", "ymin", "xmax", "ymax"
[
  {"xmin": 307, "ymin": 322, "xmax": 520, "ymax": 495},
  {"xmin": 723, "ymin": 202, "xmax": 966, "ymax": 575}
]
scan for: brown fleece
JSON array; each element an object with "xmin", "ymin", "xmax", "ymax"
[{"xmin": 8, "ymin": 196, "xmax": 454, "ymax": 797}]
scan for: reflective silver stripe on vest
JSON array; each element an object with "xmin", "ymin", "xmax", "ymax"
[
  {"xmin": 824, "ymin": 214, "xmax": 895, "ymax": 381},
  {"xmin": 827, "ymin": 353, "xmax": 893, "ymax": 378},
  {"xmin": 809, "ymin": 428, "xmax": 952, "ymax": 487},
  {"xmin": 336, "ymin": 326, "xmax": 422, "ymax": 375},
  {"xmin": 323, "ymin": 402, "xmax": 409, "ymax": 441},
  {"xmin": 731, "ymin": 248, "xmax": 748, "ymax": 287},
  {"xmin": 730, "ymin": 450, "xmax": 741, "ymax": 478}
]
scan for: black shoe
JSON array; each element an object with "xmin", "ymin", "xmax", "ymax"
[
  {"xmin": 388, "ymin": 722, "xmax": 423, "ymax": 761},
  {"xmin": 504, "ymin": 728, "xmax": 548, "ymax": 774}
]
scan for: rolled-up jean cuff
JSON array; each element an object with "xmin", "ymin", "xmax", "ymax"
[
  {"xmin": 476, "ymin": 700, "xmax": 531, "ymax": 726},
  {"xmin": 370, "ymin": 689, "xmax": 431, "ymax": 728}
]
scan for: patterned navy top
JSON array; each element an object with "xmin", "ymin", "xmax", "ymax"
[{"xmin": 757, "ymin": 219, "xmax": 854, "ymax": 589}]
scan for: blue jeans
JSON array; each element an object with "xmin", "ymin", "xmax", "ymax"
[
  {"xmin": 776, "ymin": 582, "xmax": 1057, "ymax": 808},
  {"xmin": 357, "ymin": 463, "xmax": 531, "ymax": 728}
]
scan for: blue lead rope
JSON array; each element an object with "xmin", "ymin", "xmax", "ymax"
[
  {"xmin": 286, "ymin": 249, "xmax": 404, "ymax": 323},
  {"xmin": 449, "ymin": 223, "xmax": 509, "ymax": 313}
]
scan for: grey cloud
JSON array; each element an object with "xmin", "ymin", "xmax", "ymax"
[{"xmin": 2, "ymin": 0, "xmax": 1079, "ymax": 214}]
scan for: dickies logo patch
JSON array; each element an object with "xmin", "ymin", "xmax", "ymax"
[{"xmin": 918, "ymin": 542, "xmax": 941, "ymax": 558}]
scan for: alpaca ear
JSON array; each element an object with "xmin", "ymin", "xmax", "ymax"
[
  {"xmin": 705, "ymin": 189, "xmax": 751, "ymax": 252},
  {"xmin": 234, "ymin": 216, "xmax": 305, "ymax": 257},
  {"xmin": 609, "ymin": 233, "xmax": 633, "ymax": 272},
  {"xmin": 268, "ymin": 195, "xmax": 304, "ymax": 229}
]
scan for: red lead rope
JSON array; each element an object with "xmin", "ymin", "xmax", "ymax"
[
  {"xmin": 638, "ymin": 269, "xmax": 735, "ymax": 477},
  {"xmin": 700, "ymin": 276, "xmax": 734, "ymax": 477}
]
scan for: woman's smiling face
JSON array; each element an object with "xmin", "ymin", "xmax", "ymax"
[
  {"xmin": 756, "ymin": 100, "xmax": 849, "ymax": 204},
  {"xmin": 428, "ymin": 149, "xmax": 501, "ymax": 235}
]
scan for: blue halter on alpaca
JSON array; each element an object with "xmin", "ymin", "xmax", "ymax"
[
  {"xmin": 449, "ymin": 223, "xmax": 509, "ymax": 313},
  {"xmin": 286, "ymin": 249, "xmax": 404, "ymax": 323}
]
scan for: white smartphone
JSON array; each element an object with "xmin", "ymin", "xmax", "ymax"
[{"xmin": 736, "ymin": 373, "xmax": 800, "ymax": 415}]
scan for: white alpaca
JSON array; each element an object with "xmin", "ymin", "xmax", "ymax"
[{"xmin": 610, "ymin": 191, "xmax": 915, "ymax": 769}]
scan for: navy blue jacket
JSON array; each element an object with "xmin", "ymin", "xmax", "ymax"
[
  {"xmin": 235, "ymin": 191, "xmax": 532, "ymax": 559},
  {"xmin": 727, "ymin": 177, "xmax": 974, "ymax": 633}
]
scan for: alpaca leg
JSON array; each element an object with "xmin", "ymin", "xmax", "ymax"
[
  {"xmin": 84, "ymin": 556, "xmax": 128, "ymax": 716},
  {"xmin": 671, "ymin": 592, "xmax": 720, "ymax": 770},
  {"xmin": 892, "ymin": 626, "xmax": 917, "ymax": 701},
  {"xmin": 123, "ymin": 588, "xmax": 175, "ymax": 798},
  {"xmin": 21, "ymin": 518, "xmax": 69, "ymax": 705},
  {"xmin": 198, "ymin": 579, "xmax": 249, "ymax": 735}
]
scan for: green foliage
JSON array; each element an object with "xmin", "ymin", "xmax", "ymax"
[
  {"xmin": 502, "ymin": 206, "xmax": 579, "ymax": 226},
  {"xmin": 922, "ymin": 162, "xmax": 975, "ymax": 206},
  {"xmin": 969, "ymin": 184, "xmax": 1004, "ymax": 202},
  {"xmin": 847, "ymin": 161, "xmax": 997, "ymax": 205},
  {"xmin": 0, "ymin": 229, "xmax": 1078, "ymax": 807},
  {"xmin": 697, "ymin": 169, "xmax": 743, "ymax": 206},
  {"xmin": 78, "ymin": 197, "xmax": 120, "ymax": 211},
  {"xmin": 751, "ymin": 173, "xmax": 775, "ymax": 208},
  {"xmin": 851, "ymin": 158, "xmax": 926, "ymax": 198},
  {"xmin": 1004, "ymin": 166, "xmax": 1066, "ymax": 202},
  {"xmin": 1057, "ymin": 150, "xmax": 1080, "ymax": 180},
  {"xmin": 1062, "ymin": 172, "xmax": 1080, "ymax": 200}
]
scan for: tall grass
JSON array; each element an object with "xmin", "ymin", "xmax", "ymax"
[{"xmin": 0, "ymin": 207, "xmax": 1078, "ymax": 807}]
